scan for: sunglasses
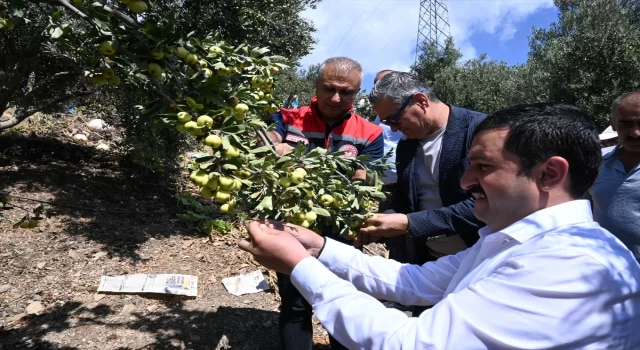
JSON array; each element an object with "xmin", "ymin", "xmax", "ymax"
[{"xmin": 380, "ymin": 89, "xmax": 425, "ymax": 126}]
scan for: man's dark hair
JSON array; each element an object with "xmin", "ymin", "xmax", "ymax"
[{"xmin": 473, "ymin": 103, "xmax": 602, "ymax": 198}]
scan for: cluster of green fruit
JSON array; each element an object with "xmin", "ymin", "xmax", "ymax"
[
  {"xmin": 119, "ymin": 0, "xmax": 148, "ymax": 14},
  {"xmin": 91, "ymin": 67, "xmax": 121, "ymax": 86},
  {"xmin": 189, "ymin": 170, "xmax": 246, "ymax": 213}
]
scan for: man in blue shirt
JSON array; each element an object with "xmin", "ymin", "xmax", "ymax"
[{"xmin": 589, "ymin": 91, "xmax": 640, "ymax": 261}]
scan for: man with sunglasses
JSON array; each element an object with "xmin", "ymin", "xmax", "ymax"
[
  {"xmin": 265, "ymin": 56, "xmax": 384, "ymax": 350},
  {"xmin": 361, "ymin": 71, "xmax": 486, "ymax": 270}
]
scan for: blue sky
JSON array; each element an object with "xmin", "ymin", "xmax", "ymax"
[{"xmin": 300, "ymin": 0, "xmax": 559, "ymax": 92}]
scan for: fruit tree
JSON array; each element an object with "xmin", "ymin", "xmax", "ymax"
[{"xmin": 3, "ymin": 0, "xmax": 389, "ymax": 238}]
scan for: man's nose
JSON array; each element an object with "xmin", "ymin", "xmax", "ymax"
[
  {"xmin": 330, "ymin": 92, "xmax": 341, "ymax": 103},
  {"xmin": 460, "ymin": 168, "xmax": 476, "ymax": 191}
]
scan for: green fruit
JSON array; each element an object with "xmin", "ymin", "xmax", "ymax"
[
  {"xmin": 279, "ymin": 177, "xmax": 291, "ymax": 188},
  {"xmin": 236, "ymin": 170, "xmax": 251, "ymax": 179},
  {"xmin": 295, "ymin": 212, "xmax": 306, "ymax": 221},
  {"xmin": 204, "ymin": 134, "xmax": 222, "ymax": 148},
  {"xmin": 128, "ymin": 0, "xmax": 148, "ymax": 14},
  {"xmin": 320, "ymin": 194, "xmax": 334, "ymax": 207},
  {"xmin": 231, "ymin": 179, "xmax": 242, "ymax": 191},
  {"xmin": 234, "ymin": 113, "xmax": 246, "ymax": 121},
  {"xmin": 301, "ymin": 220, "xmax": 310, "ymax": 228},
  {"xmin": 190, "ymin": 128, "xmax": 205, "ymax": 136},
  {"xmin": 102, "ymin": 68, "xmax": 115, "ymax": 78},
  {"xmin": 184, "ymin": 53, "xmax": 198, "ymax": 65},
  {"xmin": 184, "ymin": 121, "xmax": 198, "ymax": 130},
  {"xmin": 199, "ymin": 60, "xmax": 209, "ymax": 67},
  {"xmin": 348, "ymin": 230, "xmax": 358, "ymax": 239},
  {"xmin": 190, "ymin": 170, "xmax": 209, "ymax": 186},
  {"xmin": 197, "ymin": 115, "xmax": 214, "ymax": 127},
  {"xmin": 177, "ymin": 112, "xmax": 192, "ymax": 123},
  {"xmin": 224, "ymin": 146, "xmax": 240, "ymax": 159},
  {"xmin": 174, "ymin": 47, "xmax": 188, "ymax": 58},
  {"xmin": 289, "ymin": 171, "xmax": 304, "ymax": 184},
  {"xmin": 148, "ymin": 62, "xmax": 162, "ymax": 76},
  {"xmin": 209, "ymin": 46, "xmax": 224, "ymax": 55},
  {"xmin": 305, "ymin": 211, "xmax": 317, "ymax": 223},
  {"xmin": 234, "ymin": 103, "xmax": 249, "ymax": 115},
  {"xmin": 218, "ymin": 176, "xmax": 234, "ymax": 190},
  {"xmin": 215, "ymin": 190, "xmax": 231, "ymax": 203},
  {"xmin": 220, "ymin": 203, "xmax": 231, "ymax": 213},
  {"xmin": 92, "ymin": 75, "xmax": 107, "ymax": 85},
  {"xmin": 100, "ymin": 41, "xmax": 116, "ymax": 55},
  {"xmin": 200, "ymin": 187, "xmax": 214, "ymax": 198},
  {"xmin": 203, "ymin": 68, "xmax": 213, "ymax": 77},
  {"xmin": 107, "ymin": 75, "xmax": 121, "ymax": 85},
  {"xmin": 151, "ymin": 50, "xmax": 164, "ymax": 60},
  {"xmin": 176, "ymin": 123, "xmax": 187, "ymax": 134},
  {"xmin": 270, "ymin": 66, "xmax": 280, "ymax": 74},
  {"xmin": 257, "ymin": 91, "xmax": 265, "ymax": 99},
  {"xmin": 294, "ymin": 168, "xmax": 308, "ymax": 177},
  {"xmin": 206, "ymin": 176, "xmax": 219, "ymax": 190}
]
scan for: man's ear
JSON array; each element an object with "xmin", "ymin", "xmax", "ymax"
[
  {"xmin": 536, "ymin": 156, "xmax": 570, "ymax": 193},
  {"xmin": 414, "ymin": 93, "xmax": 430, "ymax": 108}
]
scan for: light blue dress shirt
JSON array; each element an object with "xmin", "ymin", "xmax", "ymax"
[
  {"xmin": 590, "ymin": 144, "xmax": 640, "ymax": 261},
  {"xmin": 373, "ymin": 116, "xmax": 404, "ymax": 185}
]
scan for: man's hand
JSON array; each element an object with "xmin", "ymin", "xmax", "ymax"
[
  {"xmin": 238, "ymin": 221, "xmax": 311, "ymax": 274},
  {"xmin": 261, "ymin": 220, "xmax": 326, "ymax": 257},
  {"xmin": 275, "ymin": 142, "xmax": 295, "ymax": 156},
  {"xmin": 358, "ymin": 213, "xmax": 409, "ymax": 244}
]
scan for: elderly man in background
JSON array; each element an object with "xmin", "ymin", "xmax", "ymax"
[
  {"xmin": 266, "ymin": 56, "xmax": 383, "ymax": 350},
  {"xmin": 360, "ymin": 72, "xmax": 485, "ymax": 269},
  {"xmin": 589, "ymin": 91, "xmax": 640, "ymax": 262}
]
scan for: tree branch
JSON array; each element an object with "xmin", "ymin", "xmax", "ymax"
[
  {"xmin": 56, "ymin": 0, "xmax": 88, "ymax": 19},
  {"xmin": 90, "ymin": 2, "xmax": 140, "ymax": 29},
  {"xmin": 149, "ymin": 77, "xmax": 177, "ymax": 105},
  {"xmin": 255, "ymin": 127, "xmax": 278, "ymax": 156}
]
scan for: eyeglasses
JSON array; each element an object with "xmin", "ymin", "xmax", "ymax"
[{"xmin": 380, "ymin": 89, "xmax": 424, "ymax": 126}]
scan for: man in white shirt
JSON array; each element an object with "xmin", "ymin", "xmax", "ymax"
[{"xmin": 239, "ymin": 102, "xmax": 640, "ymax": 349}]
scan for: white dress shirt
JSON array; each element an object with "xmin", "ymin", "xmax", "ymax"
[{"xmin": 291, "ymin": 200, "xmax": 640, "ymax": 349}]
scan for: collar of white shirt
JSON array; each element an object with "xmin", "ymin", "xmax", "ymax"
[{"xmin": 478, "ymin": 200, "xmax": 594, "ymax": 243}]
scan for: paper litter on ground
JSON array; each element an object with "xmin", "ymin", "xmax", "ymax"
[
  {"xmin": 221, "ymin": 270, "xmax": 270, "ymax": 296},
  {"xmin": 97, "ymin": 274, "xmax": 198, "ymax": 297}
]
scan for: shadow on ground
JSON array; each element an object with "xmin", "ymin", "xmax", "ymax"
[
  {"xmin": 0, "ymin": 134, "xmax": 204, "ymax": 261},
  {"xmin": 0, "ymin": 299, "xmax": 282, "ymax": 349}
]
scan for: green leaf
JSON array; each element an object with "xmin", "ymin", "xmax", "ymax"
[
  {"xmin": 249, "ymin": 145, "xmax": 274, "ymax": 154},
  {"xmin": 222, "ymin": 164, "xmax": 238, "ymax": 171},
  {"xmin": 256, "ymin": 195, "xmax": 273, "ymax": 211},
  {"xmin": 311, "ymin": 207, "xmax": 331, "ymax": 217},
  {"xmin": 51, "ymin": 27, "xmax": 64, "ymax": 39}
]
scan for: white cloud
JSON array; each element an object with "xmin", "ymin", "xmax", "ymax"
[{"xmin": 299, "ymin": 0, "xmax": 555, "ymax": 77}]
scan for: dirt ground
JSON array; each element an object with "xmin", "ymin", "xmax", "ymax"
[{"xmin": 0, "ymin": 133, "xmax": 387, "ymax": 349}]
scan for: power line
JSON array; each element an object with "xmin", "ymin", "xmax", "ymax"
[
  {"xmin": 339, "ymin": 0, "xmax": 385, "ymax": 57},
  {"xmin": 331, "ymin": 0, "xmax": 374, "ymax": 57}
]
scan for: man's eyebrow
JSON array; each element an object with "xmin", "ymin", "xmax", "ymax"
[{"xmin": 469, "ymin": 154, "xmax": 489, "ymax": 162}]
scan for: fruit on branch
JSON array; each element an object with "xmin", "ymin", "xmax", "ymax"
[
  {"xmin": 107, "ymin": 75, "xmax": 121, "ymax": 85},
  {"xmin": 218, "ymin": 176, "xmax": 234, "ymax": 190},
  {"xmin": 190, "ymin": 170, "xmax": 209, "ymax": 186},
  {"xmin": 234, "ymin": 103, "xmax": 249, "ymax": 115},
  {"xmin": 236, "ymin": 170, "xmax": 251, "ymax": 179},
  {"xmin": 305, "ymin": 211, "xmax": 317, "ymax": 223},
  {"xmin": 206, "ymin": 176, "xmax": 219, "ymax": 190},
  {"xmin": 151, "ymin": 50, "xmax": 164, "ymax": 60},
  {"xmin": 320, "ymin": 194, "xmax": 334, "ymax": 207},
  {"xmin": 215, "ymin": 190, "xmax": 231, "ymax": 203},
  {"xmin": 278, "ymin": 177, "xmax": 291, "ymax": 188},
  {"xmin": 92, "ymin": 75, "xmax": 107, "ymax": 85},
  {"xmin": 176, "ymin": 123, "xmax": 187, "ymax": 133},
  {"xmin": 147, "ymin": 62, "xmax": 163, "ymax": 78},
  {"xmin": 100, "ymin": 41, "xmax": 116, "ymax": 55},
  {"xmin": 209, "ymin": 46, "xmax": 224, "ymax": 55},
  {"xmin": 289, "ymin": 168, "xmax": 306, "ymax": 184},
  {"xmin": 184, "ymin": 53, "xmax": 198, "ymax": 65},
  {"xmin": 102, "ymin": 68, "xmax": 115, "ymax": 78},
  {"xmin": 270, "ymin": 66, "xmax": 280, "ymax": 74},
  {"xmin": 197, "ymin": 115, "xmax": 214, "ymax": 127},
  {"xmin": 224, "ymin": 146, "xmax": 240, "ymax": 159},
  {"xmin": 220, "ymin": 203, "xmax": 231, "ymax": 213},
  {"xmin": 128, "ymin": 0, "xmax": 148, "ymax": 14},
  {"xmin": 200, "ymin": 187, "xmax": 214, "ymax": 198},
  {"xmin": 204, "ymin": 134, "xmax": 222, "ymax": 148},
  {"xmin": 184, "ymin": 121, "xmax": 198, "ymax": 130},
  {"xmin": 174, "ymin": 47, "xmax": 188, "ymax": 59},
  {"xmin": 177, "ymin": 112, "xmax": 192, "ymax": 123}
]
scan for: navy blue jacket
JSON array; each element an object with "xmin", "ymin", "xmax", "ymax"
[{"xmin": 385, "ymin": 105, "xmax": 486, "ymax": 247}]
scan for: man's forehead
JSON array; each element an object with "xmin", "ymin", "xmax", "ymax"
[
  {"xmin": 470, "ymin": 128, "xmax": 509, "ymax": 155},
  {"xmin": 318, "ymin": 67, "xmax": 360, "ymax": 87}
]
